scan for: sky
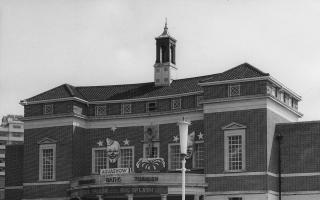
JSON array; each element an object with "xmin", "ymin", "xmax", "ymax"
[{"xmin": 0, "ymin": 0, "xmax": 320, "ymax": 121}]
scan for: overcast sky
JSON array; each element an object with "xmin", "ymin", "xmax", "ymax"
[{"xmin": 0, "ymin": 0, "xmax": 320, "ymax": 121}]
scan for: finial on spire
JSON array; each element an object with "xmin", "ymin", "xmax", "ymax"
[
  {"xmin": 165, "ymin": 17, "xmax": 168, "ymax": 30},
  {"xmin": 161, "ymin": 17, "xmax": 168, "ymax": 36}
]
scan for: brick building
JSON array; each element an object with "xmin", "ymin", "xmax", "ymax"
[{"xmin": 5, "ymin": 24, "xmax": 320, "ymax": 200}]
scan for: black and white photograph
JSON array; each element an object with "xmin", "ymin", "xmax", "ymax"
[{"xmin": 0, "ymin": 0, "xmax": 320, "ymax": 200}]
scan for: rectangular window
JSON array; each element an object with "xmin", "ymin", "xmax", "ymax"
[
  {"xmin": 196, "ymin": 95, "xmax": 203, "ymax": 107},
  {"xmin": 193, "ymin": 142, "xmax": 204, "ymax": 169},
  {"xmin": 143, "ymin": 142, "xmax": 160, "ymax": 158},
  {"xmin": 224, "ymin": 130, "xmax": 245, "ymax": 172},
  {"xmin": 119, "ymin": 147, "xmax": 134, "ymax": 169},
  {"xmin": 229, "ymin": 85, "xmax": 240, "ymax": 97},
  {"xmin": 146, "ymin": 102, "xmax": 157, "ymax": 112},
  {"xmin": 92, "ymin": 147, "xmax": 134, "ymax": 174},
  {"xmin": 121, "ymin": 103, "xmax": 132, "ymax": 114},
  {"xmin": 292, "ymin": 99, "xmax": 298, "ymax": 110},
  {"xmin": 39, "ymin": 144, "xmax": 56, "ymax": 181},
  {"xmin": 171, "ymin": 98, "xmax": 181, "ymax": 110},
  {"xmin": 44, "ymin": 104, "xmax": 53, "ymax": 115},
  {"xmin": 92, "ymin": 148, "xmax": 108, "ymax": 174},
  {"xmin": 168, "ymin": 144, "xmax": 182, "ymax": 170},
  {"xmin": 95, "ymin": 105, "xmax": 107, "ymax": 116}
]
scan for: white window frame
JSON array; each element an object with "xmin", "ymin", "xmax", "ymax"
[
  {"xmin": 121, "ymin": 103, "xmax": 132, "ymax": 114},
  {"xmin": 146, "ymin": 102, "xmax": 157, "ymax": 112},
  {"xmin": 95, "ymin": 105, "xmax": 107, "ymax": 116},
  {"xmin": 119, "ymin": 146, "xmax": 135, "ymax": 169},
  {"xmin": 143, "ymin": 142, "xmax": 160, "ymax": 158},
  {"xmin": 171, "ymin": 98, "xmax": 181, "ymax": 110},
  {"xmin": 224, "ymin": 129, "xmax": 246, "ymax": 172},
  {"xmin": 39, "ymin": 144, "xmax": 56, "ymax": 181},
  {"xmin": 228, "ymin": 85, "xmax": 240, "ymax": 97},
  {"xmin": 196, "ymin": 95, "xmax": 203, "ymax": 107},
  {"xmin": 43, "ymin": 104, "xmax": 53, "ymax": 115},
  {"xmin": 168, "ymin": 143, "xmax": 182, "ymax": 171},
  {"xmin": 91, "ymin": 146, "xmax": 135, "ymax": 174},
  {"xmin": 193, "ymin": 141, "xmax": 205, "ymax": 169}
]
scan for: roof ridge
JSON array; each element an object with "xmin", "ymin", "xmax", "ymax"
[{"xmin": 64, "ymin": 84, "xmax": 75, "ymax": 97}]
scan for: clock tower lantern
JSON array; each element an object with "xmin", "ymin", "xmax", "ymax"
[{"xmin": 154, "ymin": 21, "xmax": 177, "ymax": 86}]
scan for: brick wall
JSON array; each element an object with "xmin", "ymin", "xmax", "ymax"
[
  {"xmin": 203, "ymin": 80, "xmax": 267, "ymax": 100},
  {"xmin": 5, "ymin": 145, "xmax": 24, "ymax": 187},
  {"xmin": 25, "ymin": 101, "xmax": 87, "ymax": 117},
  {"xmin": 24, "ymin": 126, "xmax": 73, "ymax": 183},
  {"xmin": 5, "ymin": 189, "xmax": 23, "ymax": 200},
  {"xmin": 23, "ymin": 184, "xmax": 69, "ymax": 199},
  {"xmin": 205, "ymin": 109, "xmax": 268, "ymax": 174}
]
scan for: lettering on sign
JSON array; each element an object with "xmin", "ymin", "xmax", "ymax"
[
  {"xmin": 100, "ymin": 168, "xmax": 131, "ymax": 176},
  {"xmin": 84, "ymin": 186, "xmax": 168, "ymax": 195},
  {"xmin": 105, "ymin": 176, "xmax": 121, "ymax": 183},
  {"xmin": 134, "ymin": 176, "xmax": 158, "ymax": 182}
]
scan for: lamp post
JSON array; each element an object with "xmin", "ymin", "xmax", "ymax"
[{"xmin": 178, "ymin": 120, "xmax": 191, "ymax": 200}]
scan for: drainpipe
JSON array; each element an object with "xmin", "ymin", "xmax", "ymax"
[{"xmin": 276, "ymin": 134, "xmax": 283, "ymax": 200}]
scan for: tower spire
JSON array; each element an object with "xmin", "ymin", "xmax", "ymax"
[{"xmin": 161, "ymin": 18, "xmax": 169, "ymax": 36}]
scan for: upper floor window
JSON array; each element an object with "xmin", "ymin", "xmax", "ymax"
[
  {"xmin": 171, "ymin": 98, "xmax": 181, "ymax": 110},
  {"xmin": 143, "ymin": 142, "xmax": 160, "ymax": 158},
  {"xmin": 168, "ymin": 143, "xmax": 182, "ymax": 170},
  {"xmin": 121, "ymin": 103, "xmax": 132, "ymax": 114},
  {"xmin": 146, "ymin": 102, "xmax": 157, "ymax": 112},
  {"xmin": 39, "ymin": 143, "xmax": 56, "ymax": 181},
  {"xmin": 193, "ymin": 142, "xmax": 204, "ymax": 169},
  {"xmin": 223, "ymin": 122, "xmax": 246, "ymax": 172},
  {"xmin": 95, "ymin": 105, "xmax": 107, "ymax": 116},
  {"xmin": 229, "ymin": 85, "xmax": 240, "ymax": 97},
  {"xmin": 44, "ymin": 104, "xmax": 53, "ymax": 115},
  {"xmin": 168, "ymin": 142, "xmax": 204, "ymax": 170},
  {"xmin": 92, "ymin": 146, "xmax": 134, "ymax": 174},
  {"xmin": 292, "ymin": 99, "xmax": 298, "ymax": 110},
  {"xmin": 196, "ymin": 95, "xmax": 203, "ymax": 107}
]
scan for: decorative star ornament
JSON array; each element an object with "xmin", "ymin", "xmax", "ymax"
[
  {"xmin": 111, "ymin": 126, "xmax": 117, "ymax": 133},
  {"xmin": 123, "ymin": 138, "xmax": 130, "ymax": 146},
  {"xmin": 97, "ymin": 140, "xmax": 104, "ymax": 147},
  {"xmin": 197, "ymin": 132, "xmax": 204, "ymax": 140},
  {"xmin": 173, "ymin": 135, "xmax": 179, "ymax": 142}
]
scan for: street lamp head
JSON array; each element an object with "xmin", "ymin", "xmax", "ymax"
[{"xmin": 177, "ymin": 120, "xmax": 191, "ymax": 155}]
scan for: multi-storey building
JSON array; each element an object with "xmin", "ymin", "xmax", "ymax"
[
  {"xmin": 0, "ymin": 115, "xmax": 24, "ymax": 199},
  {"xmin": 5, "ymin": 24, "xmax": 320, "ymax": 200}
]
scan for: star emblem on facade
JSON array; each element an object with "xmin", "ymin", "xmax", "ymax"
[
  {"xmin": 197, "ymin": 132, "xmax": 204, "ymax": 140},
  {"xmin": 173, "ymin": 135, "xmax": 179, "ymax": 142},
  {"xmin": 123, "ymin": 138, "xmax": 130, "ymax": 146},
  {"xmin": 111, "ymin": 126, "xmax": 117, "ymax": 132},
  {"xmin": 97, "ymin": 140, "xmax": 103, "ymax": 147}
]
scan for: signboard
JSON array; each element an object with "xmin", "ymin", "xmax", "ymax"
[
  {"xmin": 100, "ymin": 168, "xmax": 131, "ymax": 176},
  {"xmin": 83, "ymin": 186, "xmax": 168, "ymax": 195},
  {"xmin": 134, "ymin": 176, "xmax": 158, "ymax": 182}
]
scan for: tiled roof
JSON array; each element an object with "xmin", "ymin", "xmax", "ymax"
[
  {"xmin": 200, "ymin": 63, "xmax": 269, "ymax": 83},
  {"xmin": 24, "ymin": 63, "xmax": 269, "ymax": 103}
]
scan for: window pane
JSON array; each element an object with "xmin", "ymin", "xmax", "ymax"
[
  {"xmin": 41, "ymin": 148, "xmax": 54, "ymax": 180},
  {"xmin": 194, "ymin": 143, "xmax": 204, "ymax": 169},
  {"xmin": 169, "ymin": 145, "xmax": 182, "ymax": 170},
  {"xmin": 94, "ymin": 149, "xmax": 108, "ymax": 174},
  {"xmin": 119, "ymin": 148, "xmax": 133, "ymax": 169},
  {"xmin": 228, "ymin": 135, "xmax": 243, "ymax": 171}
]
